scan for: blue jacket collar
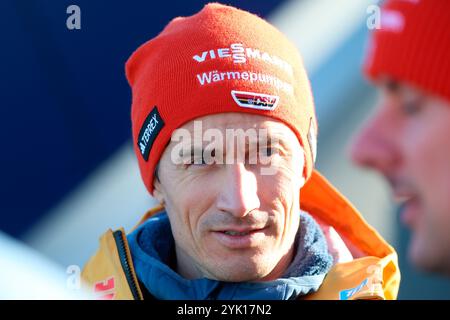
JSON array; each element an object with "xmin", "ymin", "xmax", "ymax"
[{"xmin": 127, "ymin": 211, "xmax": 332, "ymax": 300}]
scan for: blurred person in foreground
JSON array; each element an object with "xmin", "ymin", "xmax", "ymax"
[
  {"xmin": 82, "ymin": 3, "xmax": 400, "ymax": 300},
  {"xmin": 351, "ymin": 0, "xmax": 450, "ymax": 276}
]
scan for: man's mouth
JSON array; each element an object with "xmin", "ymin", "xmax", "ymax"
[
  {"xmin": 393, "ymin": 192, "xmax": 421, "ymax": 229},
  {"xmin": 393, "ymin": 194, "xmax": 414, "ymax": 204},
  {"xmin": 218, "ymin": 227, "xmax": 265, "ymax": 236},
  {"xmin": 223, "ymin": 230, "xmax": 252, "ymax": 236},
  {"xmin": 211, "ymin": 227, "xmax": 268, "ymax": 248},
  {"xmin": 214, "ymin": 225, "xmax": 266, "ymax": 233}
]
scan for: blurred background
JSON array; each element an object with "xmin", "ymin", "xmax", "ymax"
[{"xmin": 1, "ymin": 0, "xmax": 450, "ymax": 299}]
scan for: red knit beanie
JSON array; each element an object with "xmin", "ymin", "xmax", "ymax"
[
  {"xmin": 126, "ymin": 3, "xmax": 317, "ymax": 195},
  {"xmin": 364, "ymin": 0, "xmax": 450, "ymax": 102}
]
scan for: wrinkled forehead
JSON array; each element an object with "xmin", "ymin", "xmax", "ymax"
[
  {"xmin": 169, "ymin": 112, "xmax": 302, "ymax": 149},
  {"xmin": 179, "ymin": 112, "xmax": 285, "ymax": 129}
]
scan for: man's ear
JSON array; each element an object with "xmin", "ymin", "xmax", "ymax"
[
  {"xmin": 152, "ymin": 178, "xmax": 165, "ymax": 206},
  {"xmin": 299, "ymin": 175, "xmax": 306, "ymax": 189}
]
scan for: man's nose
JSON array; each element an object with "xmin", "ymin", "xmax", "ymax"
[
  {"xmin": 216, "ymin": 163, "xmax": 260, "ymax": 218},
  {"xmin": 349, "ymin": 107, "xmax": 400, "ymax": 174}
]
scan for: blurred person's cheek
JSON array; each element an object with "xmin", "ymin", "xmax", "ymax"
[{"xmin": 402, "ymin": 95, "xmax": 450, "ymax": 268}]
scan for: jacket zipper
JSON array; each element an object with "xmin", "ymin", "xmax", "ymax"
[{"xmin": 113, "ymin": 230, "xmax": 142, "ymax": 300}]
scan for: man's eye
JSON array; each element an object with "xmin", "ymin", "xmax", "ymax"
[
  {"xmin": 186, "ymin": 148, "xmax": 217, "ymax": 166},
  {"xmin": 401, "ymin": 100, "xmax": 422, "ymax": 116},
  {"xmin": 190, "ymin": 156, "xmax": 207, "ymax": 165},
  {"xmin": 190, "ymin": 154, "xmax": 217, "ymax": 166},
  {"xmin": 260, "ymin": 146, "xmax": 276, "ymax": 156}
]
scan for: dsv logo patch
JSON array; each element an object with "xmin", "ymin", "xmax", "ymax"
[
  {"xmin": 231, "ymin": 90, "xmax": 279, "ymax": 111},
  {"xmin": 137, "ymin": 106, "xmax": 164, "ymax": 161}
]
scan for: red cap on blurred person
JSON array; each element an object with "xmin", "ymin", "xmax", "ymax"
[{"xmin": 364, "ymin": 0, "xmax": 450, "ymax": 102}]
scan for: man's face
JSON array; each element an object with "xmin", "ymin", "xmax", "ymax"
[
  {"xmin": 350, "ymin": 78, "xmax": 450, "ymax": 275},
  {"xmin": 153, "ymin": 113, "xmax": 305, "ymax": 282}
]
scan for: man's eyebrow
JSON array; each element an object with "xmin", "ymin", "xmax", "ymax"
[
  {"xmin": 173, "ymin": 133, "xmax": 292, "ymax": 155},
  {"xmin": 260, "ymin": 132, "xmax": 291, "ymax": 149},
  {"xmin": 384, "ymin": 78, "xmax": 400, "ymax": 93},
  {"xmin": 171, "ymin": 146, "xmax": 205, "ymax": 166},
  {"xmin": 177, "ymin": 145, "xmax": 221, "ymax": 159},
  {"xmin": 176, "ymin": 146, "xmax": 206, "ymax": 157}
]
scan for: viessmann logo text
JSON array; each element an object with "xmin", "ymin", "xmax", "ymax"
[{"xmin": 192, "ymin": 43, "xmax": 293, "ymax": 76}]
